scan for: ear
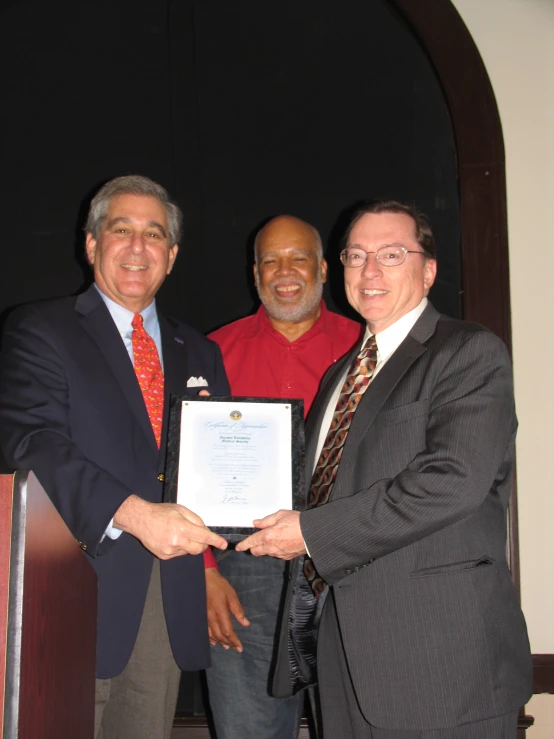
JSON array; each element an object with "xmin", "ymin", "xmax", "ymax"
[
  {"xmin": 167, "ymin": 244, "xmax": 179, "ymax": 274},
  {"xmin": 85, "ymin": 233, "xmax": 97, "ymax": 265},
  {"xmin": 423, "ymin": 258, "xmax": 437, "ymax": 293},
  {"xmin": 253, "ymin": 262, "xmax": 259, "ymax": 286},
  {"xmin": 320, "ymin": 257, "xmax": 328, "ymax": 285}
]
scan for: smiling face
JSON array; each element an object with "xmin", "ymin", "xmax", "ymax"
[
  {"xmin": 254, "ymin": 216, "xmax": 328, "ymax": 326},
  {"xmin": 85, "ymin": 193, "xmax": 178, "ymax": 313},
  {"xmin": 344, "ymin": 211, "xmax": 436, "ymax": 334}
]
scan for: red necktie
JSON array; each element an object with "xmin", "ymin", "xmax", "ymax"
[
  {"xmin": 303, "ymin": 336, "xmax": 378, "ymax": 596},
  {"xmin": 131, "ymin": 313, "xmax": 165, "ymax": 448}
]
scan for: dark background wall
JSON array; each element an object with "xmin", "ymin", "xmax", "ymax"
[
  {"xmin": 1, "ymin": 0, "xmax": 460, "ymax": 335},
  {"xmin": 1, "ymin": 0, "xmax": 461, "ymax": 714}
]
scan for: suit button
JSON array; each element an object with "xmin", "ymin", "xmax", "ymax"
[
  {"xmin": 368, "ymin": 558, "xmax": 375, "ymax": 564},
  {"xmin": 354, "ymin": 566, "xmax": 360, "ymax": 572},
  {"xmin": 76, "ymin": 540, "xmax": 87, "ymax": 551},
  {"xmin": 157, "ymin": 473, "xmax": 165, "ymax": 482},
  {"xmin": 345, "ymin": 569, "xmax": 352, "ymax": 575}
]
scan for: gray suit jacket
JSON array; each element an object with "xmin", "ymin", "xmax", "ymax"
[{"xmin": 273, "ymin": 303, "xmax": 532, "ymax": 730}]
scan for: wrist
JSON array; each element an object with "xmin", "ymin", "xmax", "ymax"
[{"xmin": 113, "ymin": 494, "xmax": 150, "ymax": 534}]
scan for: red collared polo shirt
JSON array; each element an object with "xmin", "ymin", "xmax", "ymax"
[{"xmin": 208, "ymin": 301, "xmax": 362, "ymax": 418}]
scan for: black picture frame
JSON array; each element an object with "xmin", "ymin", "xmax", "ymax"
[{"xmin": 164, "ymin": 395, "xmax": 305, "ymax": 542}]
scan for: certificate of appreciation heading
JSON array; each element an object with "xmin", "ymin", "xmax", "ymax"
[{"xmin": 176, "ymin": 400, "xmax": 294, "ymax": 528}]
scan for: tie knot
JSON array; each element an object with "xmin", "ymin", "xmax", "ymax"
[
  {"xmin": 132, "ymin": 313, "xmax": 144, "ymax": 330},
  {"xmin": 359, "ymin": 334, "xmax": 377, "ymax": 359}
]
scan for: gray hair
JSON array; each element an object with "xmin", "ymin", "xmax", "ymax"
[{"xmin": 85, "ymin": 175, "xmax": 183, "ymax": 245}]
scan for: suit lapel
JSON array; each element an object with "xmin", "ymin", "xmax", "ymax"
[
  {"xmin": 75, "ymin": 286, "xmax": 157, "ymax": 452},
  {"xmin": 160, "ymin": 314, "xmax": 189, "ymax": 399},
  {"xmin": 304, "ymin": 303, "xmax": 441, "ymax": 497},
  {"xmin": 334, "ymin": 303, "xmax": 441, "ymax": 481},
  {"xmin": 159, "ymin": 314, "xmax": 189, "ymax": 454}
]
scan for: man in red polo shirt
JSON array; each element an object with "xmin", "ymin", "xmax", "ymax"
[{"xmin": 205, "ymin": 215, "xmax": 362, "ymax": 739}]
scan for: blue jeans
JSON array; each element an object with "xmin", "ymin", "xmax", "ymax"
[{"xmin": 206, "ymin": 549, "xmax": 302, "ymax": 739}]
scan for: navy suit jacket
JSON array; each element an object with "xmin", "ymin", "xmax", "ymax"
[{"xmin": 0, "ymin": 285, "xmax": 230, "ymax": 678}]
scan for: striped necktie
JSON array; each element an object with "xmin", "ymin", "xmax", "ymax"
[{"xmin": 303, "ymin": 336, "xmax": 378, "ymax": 596}]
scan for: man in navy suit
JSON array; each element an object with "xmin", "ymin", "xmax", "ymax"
[{"xmin": 0, "ymin": 175, "xmax": 229, "ymax": 739}]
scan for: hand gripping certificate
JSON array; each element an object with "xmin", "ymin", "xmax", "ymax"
[{"xmin": 164, "ymin": 396, "xmax": 304, "ymax": 539}]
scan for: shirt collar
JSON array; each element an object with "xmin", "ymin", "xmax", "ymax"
[
  {"xmin": 94, "ymin": 284, "xmax": 159, "ymax": 339},
  {"xmin": 362, "ymin": 297, "xmax": 428, "ymax": 362}
]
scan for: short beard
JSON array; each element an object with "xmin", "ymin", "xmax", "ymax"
[{"xmin": 256, "ymin": 273, "xmax": 323, "ymax": 324}]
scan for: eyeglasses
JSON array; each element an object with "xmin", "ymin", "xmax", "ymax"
[{"xmin": 340, "ymin": 245, "xmax": 425, "ymax": 268}]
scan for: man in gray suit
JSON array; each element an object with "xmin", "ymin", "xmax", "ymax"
[{"xmin": 236, "ymin": 200, "xmax": 532, "ymax": 738}]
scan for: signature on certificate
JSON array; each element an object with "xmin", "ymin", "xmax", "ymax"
[{"xmin": 221, "ymin": 494, "xmax": 249, "ymax": 505}]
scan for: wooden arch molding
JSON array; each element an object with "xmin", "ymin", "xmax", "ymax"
[
  {"xmin": 384, "ymin": 0, "xmax": 523, "ymax": 581},
  {"xmin": 385, "ymin": 0, "xmax": 511, "ymax": 346}
]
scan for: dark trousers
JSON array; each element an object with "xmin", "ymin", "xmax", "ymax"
[
  {"xmin": 94, "ymin": 559, "xmax": 181, "ymax": 739},
  {"xmin": 317, "ymin": 592, "xmax": 518, "ymax": 739}
]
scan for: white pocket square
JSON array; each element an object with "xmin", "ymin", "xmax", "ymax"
[{"xmin": 187, "ymin": 376, "xmax": 209, "ymax": 387}]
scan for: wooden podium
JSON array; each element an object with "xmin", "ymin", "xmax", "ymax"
[{"xmin": 0, "ymin": 471, "xmax": 97, "ymax": 739}]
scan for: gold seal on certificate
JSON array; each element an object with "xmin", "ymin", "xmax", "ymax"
[{"xmin": 164, "ymin": 396, "xmax": 304, "ymax": 539}]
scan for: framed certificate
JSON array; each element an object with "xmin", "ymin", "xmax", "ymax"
[{"xmin": 164, "ymin": 396, "xmax": 305, "ymax": 540}]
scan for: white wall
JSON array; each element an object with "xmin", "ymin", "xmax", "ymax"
[{"xmin": 450, "ymin": 0, "xmax": 554, "ymax": 735}]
